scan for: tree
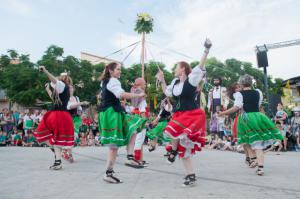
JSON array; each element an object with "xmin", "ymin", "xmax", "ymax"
[{"xmin": 0, "ymin": 45, "xmax": 284, "ymax": 109}]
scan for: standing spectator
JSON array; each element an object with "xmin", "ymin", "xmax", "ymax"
[
  {"xmin": 274, "ymin": 103, "xmax": 289, "ymax": 151},
  {"xmin": 23, "ymin": 109, "xmax": 34, "ymax": 136},
  {"xmin": 223, "ymin": 115, "xmax": 232, "ymax": 136},
  {"xmin": 290, "ymin": 110, "xmax": 300, "ymax": 150},
  {"xmin": 12, "ymin": 110, "xmax": 20, "ymax": 127},
  {"xmin": 2, "ymin": 109, "xmax": 14, "ymax": 134}
]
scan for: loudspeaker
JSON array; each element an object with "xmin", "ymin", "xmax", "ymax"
[{"xmin": 256, "ymin": 51, "xmax": 269, "ymax": 68}]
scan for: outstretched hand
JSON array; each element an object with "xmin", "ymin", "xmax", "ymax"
[
  {"xmin": 81, "ymin": 101, "xmax": 90, "ymax": 106},
  {"xmin": 204, "ymin": 38, "xmax": 212, "ymax": 49},
  {"xmin": 39, "ymin": 65, "xmax": 46, "ymax": 72}
]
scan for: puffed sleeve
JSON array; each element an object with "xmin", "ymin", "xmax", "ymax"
[
  {"xmin": 164, "ymin": 78, "xmax": 178, "ymax": 97},
  {"xmin": 233, "ymin": 92, "xmax": 243, "ymax": 109},
  {"xmin": 106, "ymin": 78, "xmax": 125, "ymax": 99},
  {"xmin": 50, "ymin": 80, "xmax": 65, "ymax": 94},
  {"xmin": 188, "ymin": 66, "xmax": 206, "ymax": 87}
]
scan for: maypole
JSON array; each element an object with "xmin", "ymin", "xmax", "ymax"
[{"xmin": 134, "ymin": 13, "xmax": 154, "ymax": 79}]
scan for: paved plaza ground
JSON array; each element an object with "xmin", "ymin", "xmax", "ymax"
[{"xmin": 0, "ymin": 146, "xmax": 300, "ymax": 199}]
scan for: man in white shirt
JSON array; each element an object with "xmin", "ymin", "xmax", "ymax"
[{"xmin": 207, "ymin": 77, "xmax": 229, "ymax": 139}]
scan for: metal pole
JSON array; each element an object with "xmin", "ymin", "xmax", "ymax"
[
  {"xmin": 141, "ymin": 32, "xmax": 145, "ymax": 79},
  {"xmin": 263, "ymin": 66, "xmax": 270, "ymax": 116}
]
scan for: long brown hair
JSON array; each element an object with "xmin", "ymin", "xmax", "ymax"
[
  {"xmin": 177, "ymin": 61, "xmax": 191, "ymax": 75},
  {"xmin": 59, "ymin": 75, "xmax": 73, "ymax": 85},
  {"xmin": 228, "ymin": 83, "xmax": 240, "ymax": 100},
  {"xmin": 100, "ymin": 62, "xmax": 119, "ymax": 81}
]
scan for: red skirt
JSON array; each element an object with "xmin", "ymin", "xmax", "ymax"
[
  {"xmin": 33, "ymin": 111, "xmax": 74, "ymax": 147},
  {"xmin": 232, "ymin": 114, "xmax": 239, "ymax": 142},
  {"xmin": 164, "ymin": 108, "xmax": 206, "ymax": 158}
]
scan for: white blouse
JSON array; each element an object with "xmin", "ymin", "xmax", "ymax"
[
  {"xmin": 138, "ymin": 99, "xmax": 147, "ymax": 113},
  {"xmin": 164, "ymin": 66, "xmax": 206, "ymax": 97},
  {"xmin": 67, "ymin": 96, "xmax": 82, "ymax": 111},
  {"xmin": 233, "ymin": 89, "xmax": 263, "ymax": 109},
  {"xmin": 50, "ymin": 80, "xmax": 65, "ymax": 94},
  {"xmin": 101, "ymin": 78, "xmax": 125, "ymax": 99}
]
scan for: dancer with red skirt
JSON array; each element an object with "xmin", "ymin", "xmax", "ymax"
[
  {"xmin": 157, "ymin": 39, "xmax": 212, "ymax": 186},
  {"xmin": 34, "ymin": 66, "xmax": 74, "ymax": 170}
]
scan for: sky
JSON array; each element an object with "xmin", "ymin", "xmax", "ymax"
[{"xmin": 0, "ymin": 0, "xmax": 300, "ymax": 80}]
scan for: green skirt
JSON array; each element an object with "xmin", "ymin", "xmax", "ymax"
[
  {"xmin": 98, "ymin": 107, "xmax": 146, "ymax": 147},
  {"xmin": 237, "ymin": 112, "xmax": 283, "ymax": 148},
  {"xmin": 146, "ymin": 120, "xmax": 170, "ymax": 142},
  {"xmin": 72, "ymin": 115, "xmax": 82, "ymax": 135}
]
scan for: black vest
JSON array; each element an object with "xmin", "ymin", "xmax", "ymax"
[
  {"xmin": 240, "ymin": 90, "xmax": 260, "ymax": 113},
  {"xmin": 53, "ymin": 85, "xmax": 70, "ymax": 111},
  {"xmin": 173, "ymin": 78, "xmax": 199, "ymax": 112},
  {"xmin": 159, "ymin": 109, "xmax": 171, "ymax": 122},
  {"xmin": 98, "ymin": 79, "xmax": 125, "ymax": 112}
]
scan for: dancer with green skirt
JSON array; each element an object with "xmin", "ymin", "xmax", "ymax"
[
  {"xmin": 98, "ymin": 62, "xmax": 146, "ymax": 183},
  {"xmin": 218, "ymin": 74, "xmax": 283, "ymax": 176},
  {"xmin": 147, "ymin": 98, "xmax": 172, "ymax": 152}
]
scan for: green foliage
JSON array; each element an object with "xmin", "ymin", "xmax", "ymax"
[
  {"xmin": 134, "ymin": 13, "xmax": 154, "ymax": 34},
  {"xmin": 0, "ymin": 46, "xmax": 284, "ymax": 111}
]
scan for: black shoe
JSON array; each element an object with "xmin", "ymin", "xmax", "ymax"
[
  {"xmin": 49, "ymin": 160, "xmax": 62, "ymax": 170},
  {"xmin": 182, "ymin": 174, "xmax": 196, "ymax": 187},
  {"xmin": 245, "ymin": 157, "xmax": 250, "ymax": 165},
  {"xmin": 164, "ymin": 151, "xmax": 170, "ymax": 157},
  {"xmin": 256, "ymin": 165, "xmax": 264, "ymax": 176},
  {"xmin": 167, "ymin": 149, "xmax": 178, "ymax": 164},
  {"xmin": 124, "ymin": 155, "xmax": 144, "ymax": 169},
  {"xmin": 148, "ymin": 145, "xmax": 156, "ymax": 152},
  {"xmin": 103, "ymin": 169, "xmax": 123, "ymax": 183}
]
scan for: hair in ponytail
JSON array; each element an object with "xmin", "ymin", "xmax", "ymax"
[{"xmin": 100, "ymin": 62, "xmax": 120, "ymax": 81}]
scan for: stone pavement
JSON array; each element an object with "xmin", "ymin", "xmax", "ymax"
[{"xmin": 0, "ymin": 146, "xmax": 300, "ymax": 199}]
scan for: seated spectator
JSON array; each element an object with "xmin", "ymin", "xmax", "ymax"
[
  {"xmin": 13, "ymin": 131, "xmax": 23, "ymax": 146},
  {"xmin": 79, "ymin": 132, "xmax": 87, "ymax": 146},
  {"xmin": 75, "ymin": 137, "xmax": 81, "ymax": 147},
  {"xmin": 24, "ymin": 132, "xmax": 37, "ymax": 147},
  {"xmin": 0, "ymin": 131, "xmax": 7, "ymax": 146},
  {"xmin": 208, "ymin": 134, "xmax": 224, "ymax": 150},
  {"xmin": 87, "ymin": 132, "xmax": 95, "ymax": 146},
  {"xmin": 221, "ymin": 135, "xmax": 235, "ymax": 151},
  {"xmin": 94, "ymin": 132, "xmax": 101, "ymax": 146}
]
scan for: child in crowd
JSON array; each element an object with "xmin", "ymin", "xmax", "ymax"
[
  {"xmin": 79, "ymin": 132, "xmax": 88, "ymax": 146},
  {"xmin": 24, "ymin": 132, "xmax": 37, "ymax": 147},
  {"xmin": 0, "ymin": 131, "xmax": 7, "ymax": 146},
  {"xmin": 14, "ymin": 131, "xmax": 23, "ymax": 146}
]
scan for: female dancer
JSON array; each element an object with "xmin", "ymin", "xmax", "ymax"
[
  {"xmin": 157, "ymin": 39, "xmax": 211, "ymax": 186},
  {"xmin": 62, "ymin": 84, "xmax": 89, "ymax": 162},
  {"xmin": 147, "ymin": 98, "xmax": 172, "ymax": 152},
  {"xmin": 218, "ymin": 74, "xmax": 283, "ymax": 175},
  {"xmin": 34, "ymin": 66, "xmax": 74, "ymax": 170},
  {"xmin": 228, "ymin": 83, "xmax": 257, "ymax": 167},
  {"xmin": 98, "ymin": 62, "xmax": 146, "ymax": 183}
]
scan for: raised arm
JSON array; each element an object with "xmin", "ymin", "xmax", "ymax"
[
  {"xmin": 198, "ymin": 38, "xmax": 212, "ymax": 70},
  {"xmin": 39, "ymin": 65, "xmax": 58, "ymax": 84}
]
